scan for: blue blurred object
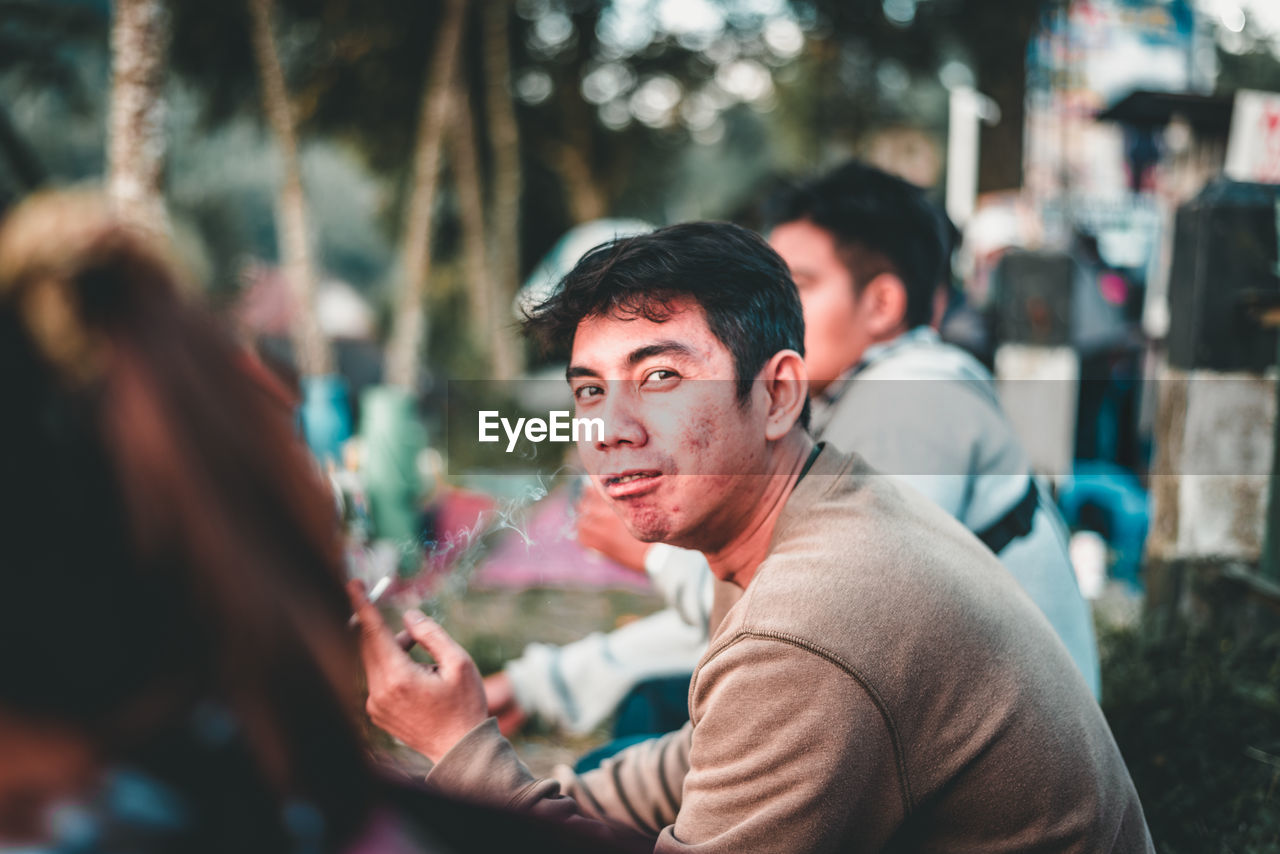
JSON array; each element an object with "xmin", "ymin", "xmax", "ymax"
[
  {"xmin": 299, "ymin": 374, "xmax": 352, "ymax": 463},
  {"xmin": 1058, "ymin": 460, "xmax": 1150, "ymax": 588},
  {"xmin": 573, "ymin": 674, "xmax": 692, "ymax": 774},
  {"xmin": 23, "ymin": 767, "xmax": 189, "ymax": 854}
]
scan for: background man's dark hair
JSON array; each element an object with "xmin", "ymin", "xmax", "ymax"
[
  {"xmin": 763, "ymin": 160, "xmax": 945, "ymax": 330},
  {"xmin": 523, "ymin": 221, "xmax": 810, "ymax": 429}
]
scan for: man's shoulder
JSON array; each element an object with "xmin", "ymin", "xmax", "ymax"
[
  {"xmin": 825, "ymin": 338, "xmax": 1021, "ymax": 477},
  {"xmin": 739, "ymin": 458, "xmax": 1007, "ymax": 637},
  {"xmin": 859, "ymin": 332, "xmax": 994, "ymax": 384},
  {"xmin": 843, "ymin": 340, "xmax": 998, "ymax": 424},
  {"xmin": 768, "ymin": 448, "xmax": 986, "ymax": 568},
  {"xmin": 733, "ymin": 451, "xmax": 1059, "ymax": 686}
]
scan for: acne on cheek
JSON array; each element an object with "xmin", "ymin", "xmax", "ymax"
[{"xmin": 688, "ymin": 409, "xmax": 723, "ymax": 453}]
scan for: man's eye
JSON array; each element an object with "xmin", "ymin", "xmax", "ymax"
[
  {"xmin": 641, "ymin": 369, "xmax": 679, "ymax": 389},
  {"xmin": 573, "ymin": 384, "xmax": 604, "ymax": 401}
]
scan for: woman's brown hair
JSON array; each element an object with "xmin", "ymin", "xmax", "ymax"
[{"xmin": 0, "ymin": 193, "xmax": 373, "ymax": 849}]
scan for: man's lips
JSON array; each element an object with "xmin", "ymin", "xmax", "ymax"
[{"xmin": 601, "ymin": 469, "xmax": 663, "ymax": 499}]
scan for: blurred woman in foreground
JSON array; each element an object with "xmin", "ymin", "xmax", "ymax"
[{"xmin": 0, "ymin": 193, "xmax": 635, "ymax": 854}]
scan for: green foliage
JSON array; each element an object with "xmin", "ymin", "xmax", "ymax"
[
  {"xmin": 0, "ymin": 0, "xmax": 104, "ymax": 101},
  {"xmin": 1101, "ymin": 618, "xmax": 1280, "ymax": 853}
]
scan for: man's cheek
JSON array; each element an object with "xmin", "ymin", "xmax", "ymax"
[
  {"xmin": 689, "ymin": 412, "xmax": 718, "ymax": 453},
  {"xmin": 651, "ymin": 390, "xmax": 721, "ymax": 447}
]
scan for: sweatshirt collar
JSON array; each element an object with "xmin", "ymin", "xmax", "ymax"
[{"xmin": 769, "ymin": 442, "xmax": 861, "ymax": 555}]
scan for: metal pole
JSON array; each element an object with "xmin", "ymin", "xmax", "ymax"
[{"xmin": 1259, "ymin": 196, "xmax": 1280, "ymax": 582}]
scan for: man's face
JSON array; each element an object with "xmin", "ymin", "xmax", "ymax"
[
  {"xmin": 769, "ymin": 220, "xmax": 875, "ymax": 394},
  {"xmin": 568, "ymin": 299, "xmax": 772, "ymax": 552}
]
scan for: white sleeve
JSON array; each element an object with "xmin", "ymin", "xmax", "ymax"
[
  {"xmin": 504, "ymin": 606, "xmax": 707, "ymax": 734},
  {"xmin": 644, "ymin": 544, "xmax": 714, "ymax": 630}
]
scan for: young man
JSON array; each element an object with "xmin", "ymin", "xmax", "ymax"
[
  {"xmin": 485, "ymin": 162, "xmax": 1098, "ymax": 742},
  {"xmin": 351, "ymin": 222, "xmax": 1151, "ymax": 852}
]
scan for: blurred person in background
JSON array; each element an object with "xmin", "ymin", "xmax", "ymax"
[
  {"xmin": 0, "ymin": 192, "xmax": 640, "ymax": 854},
  {"xmin": 485, "ymin": 161, "xmax": 1099, "ymax": 758},
  {"xmin": 763, "ymin": 160, "xmax": 1099, "ymax": 695}
]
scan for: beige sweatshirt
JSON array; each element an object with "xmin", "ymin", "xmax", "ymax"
[{"xmin": 427, "ymin": 446, "xmax": 1153, "ymax": 853}]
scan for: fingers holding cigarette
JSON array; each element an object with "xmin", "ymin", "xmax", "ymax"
[{"xmin": 347, "ymin": 579, "xmax": 421, "ymax": 652}]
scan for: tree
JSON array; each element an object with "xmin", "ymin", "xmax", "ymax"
[
  {"xmin": 383, "ymin": 0, "xmax": 467, "ymax": 391},
  {"xmin": 107, "ymin": 0, "xmax": 171, "ymax": 235},
  {"xmin": 447, "ymin": 77, "xmax": 495, "ymax": 377},
  {"xmin": 483, "ymin": 0, "xmax": 524, "ymax": 381},
  {"xmin": 246, "ymin": 0, "xmax": 333, "ymax": 377},
  {"xmin": 791, "ymin": 0, "xmax": 1042, "ymax": 193},
  {"xmin": 0, "ymin": 0, "xmax": 102, "ymax": 203}
]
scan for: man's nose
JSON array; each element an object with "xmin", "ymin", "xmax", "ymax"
[{"xmin": 593, "ymin": 389, "xmax": 647, "ymax": 450}]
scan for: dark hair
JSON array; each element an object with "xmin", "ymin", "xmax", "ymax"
[
  {"xmin": 763, "ymin": 160, "xmax": 945, "ymax": 329},
  {"xmin": 0, "ymin": 194, "xmax": 372, "ymax": 850},
  {"xmin": 522, "ymin": 221, "xmax": 810, "ymax": 428}
]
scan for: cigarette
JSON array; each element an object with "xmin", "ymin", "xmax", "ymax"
[
  {"xmin": 347, "ymin": 575, "xmax": 393, "ymax": 629},
  {"xmin": 367, "ymin": 575, "xmax": 392, "ymax": 604},
  {"xmin": 348, "ymin": 576, "xmax": 419, "ymax": 652}
]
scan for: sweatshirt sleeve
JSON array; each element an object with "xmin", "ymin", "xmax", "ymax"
[
  {"xmin": 425, "ymin": 716, "xmax": 688, "ymax": 845},
  {"xmin": 427, "ymin": 637, "xmax": 906, "ymax": 853},
  {"xmin": 550, "ymin": 723, "xmax": 692, "ymax": 836},
  {"xmin": 655, "ymin": 635, "xmax": 907, "ymax": 853},
  {"xmin": 504, "ymin": 607, "xmax": 707, "ymax": 734},
  {"xmin": 423, "ymin": 718, "xmax": 655, "ymax": 847}
]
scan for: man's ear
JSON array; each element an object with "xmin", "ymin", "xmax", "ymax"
[
  {"xmin": 860, "ymin": 272, "xmax": 909, "ymax": 338},
  {"xmin": 760, "ymin": 349, "xmax": 808, "ymax": 441}
]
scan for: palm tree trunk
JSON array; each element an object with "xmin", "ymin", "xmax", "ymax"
[
  {"xmin": 556, "ymin": 140, "xmax": 607, "ymax": 224},
  {"xmin": 482, "ymin": 0, "xmax": 523, "ymax": 381},
  {"xmin": 246, "ymin": 0, "xmax": 333, "ymax": 377},
  {"xmin": 553, "ymin": 79, "xmax": 607, "ymax": 224},
  {"xmin": 107, "ymin": 0, "xmax": 170, "ymax": 236},
  {"xmin": 446, "ymin": 86, "xmax": 495, "ymax": 376},
  {"xmin": 384, "ymin": 0, "xmax": 468, "ymax": 392}
]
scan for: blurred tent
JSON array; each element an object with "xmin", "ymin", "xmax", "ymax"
[
  {"xmin": 236, "ymin": 264, "xmax": 376, "ymax": 341},
  {"xmin": 237, "ymin": 266, "xmax": 385, "ymax": 427},
  {"xmin": 516, "ymin": 218, "xmax": 654, "ymax": 319}
]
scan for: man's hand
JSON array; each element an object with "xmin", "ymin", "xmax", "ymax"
[
  {"xmin": 483, "ymin": 671, "xmax": 529, "ymax": 737},
  {"xmin": 348, "ymin": 580, "xmax": 487, "ymax": 764},
  {"xmin": 576, "ymin": 487, "xmax": 651, "ymax": 573}
]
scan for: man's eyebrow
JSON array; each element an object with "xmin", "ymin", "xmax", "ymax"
[
  {"xmin": 566, "ymin": 364, "xmax": 600, "ymax": 381},
  {"xmin": 566, "ymin": 341, "xmax": 699, "ymax": 382},
  {"xmin": 625, "ymin": 341, "xmax": 697, "ymax": 368}
]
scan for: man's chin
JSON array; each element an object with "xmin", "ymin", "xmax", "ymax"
[
  {"xmin": 627, "ymin": 525, "xmax": 671, "ymax": 545},
  {"xmin": 626, "ymin": 522, "xmax": 708, "ymax": 553},
  {"xmin": 619, "ymin": 508, "xmax": 674, "ymax": 545}
]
